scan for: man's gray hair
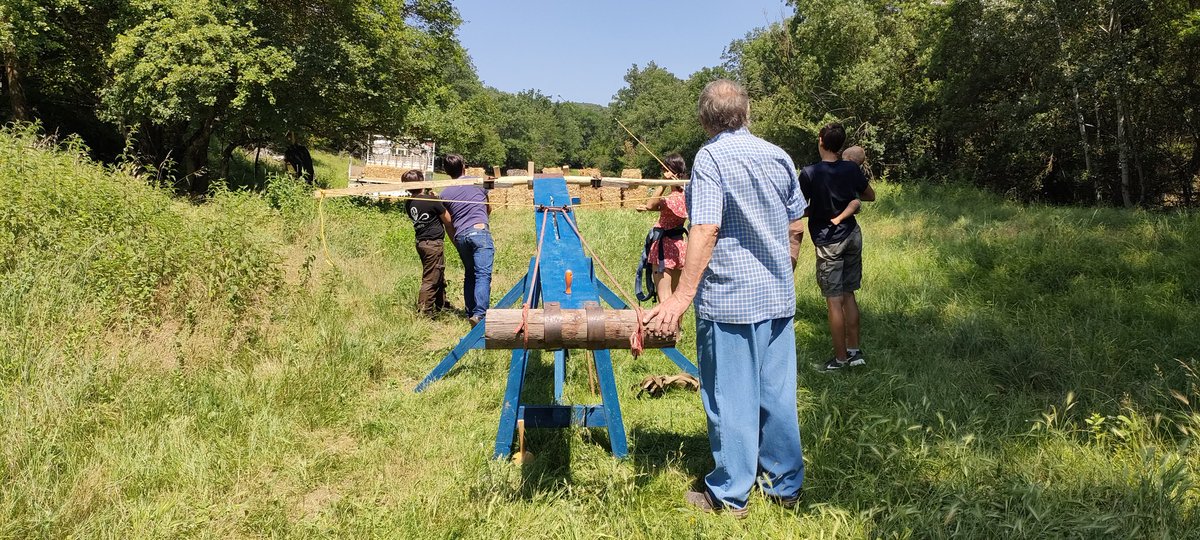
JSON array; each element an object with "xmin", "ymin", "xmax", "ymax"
[{"xmin": 698, "ymin": 79, "xmax": 749, "ymax": 134}]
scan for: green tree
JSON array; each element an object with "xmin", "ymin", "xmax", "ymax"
[
  {"xmin": 492, "ymin": 89, "xmax": 564, "ymax": 169},
  {"xmin": 93, "ymin": 0, "xmax": 463, "ymax": 194},
  {"xmin": 608, "ymin": 63, "xmax": 710, "ymax": 176},
  {"xmin": 0, "ymin": 0, "xmax": 123, "ymax": 155},
  {"xmin": 102, "ymin": 0, "xmax": 292, "ymax": 193}
]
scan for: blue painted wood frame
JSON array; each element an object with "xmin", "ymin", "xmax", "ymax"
[
  {"xmin": 417, "ymin": 176, "xmax": 696, "ymax": 461},
  {"xmin": 414, "ymin": 260, "xmax": 532, "ymax": 393},
  {"xmin": 493, "ymin": 348, "xmax": 531, "ymax": 458},
  {"xmin": 519, "ymin": 404, "xmax": 607, "ymax": 428},
  {"xmin": 590, "ymin": 278, "xmax": 700, "ymax": 378},
  {"xmin": 495, "ymin": 177, "xmax": 634, "ymax": 459},
  {"xmin": 590, "ymin": 349, "xmax": 628, "ymax": 457},
  {"xmin": 553, "ymin": 349, "xmax": 568, "ymax": 404}
]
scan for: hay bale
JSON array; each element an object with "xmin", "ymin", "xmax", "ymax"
[
  {"xmin": 506, "ymin": 168, "xmax": 528, "ymax": 177},
  {"xmin": 362, "ymin": 165, "xmax": 410, "ymax": 180},
  {"xmin": 600, "ymin": 186, "xmax": 625, "ymax": 208},
  {"xmin": 575, "ymin": 167, "xmax": 604, "ymax": 206},
  {"xmin": 506, "ymin": 185, "xmax": 535, "ymax": 208},
  {"xmin": 616, "ymin": 169, "xmax": 643, "ymax": 207},
  {"xmin": 488, "ymin": 188, "xmax": 508, "ymax": 209},
  {"xmin": 465, "ymin": 167, "xmax": 487, "ymax": 178}
]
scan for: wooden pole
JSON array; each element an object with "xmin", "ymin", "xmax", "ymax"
[
  {"xmin": 313, "ymin": 175, "xmax": 687, "ymax": 198},
  {"xmin": 484, "ymin": 309, "xmax": 677, "ymax": 350}
]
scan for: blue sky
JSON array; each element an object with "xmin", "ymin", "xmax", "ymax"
[{"xmin": 453, "ymin": 0, "xmax": 792, "ymax": 105}]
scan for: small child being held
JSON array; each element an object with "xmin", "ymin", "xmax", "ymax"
[{"xmin": 831, "ymin": 146, "xmax": 867, "ymax": 226}]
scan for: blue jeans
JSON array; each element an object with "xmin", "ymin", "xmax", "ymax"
[
  {"xmin": 454, "ymin": 229, "xmax": 494, "ymax": 318},
  {"xmin": 696, "ymin": 317, "xmax": 805, "ymax": 510}
]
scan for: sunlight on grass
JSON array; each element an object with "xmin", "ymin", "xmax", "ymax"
[{"xmin": 3, "ymin": 129, "xmax": 1200, "ymax": 536}]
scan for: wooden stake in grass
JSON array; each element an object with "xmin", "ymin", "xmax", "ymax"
[{"xmin": 513, "ymin": 419, "xmax": 534, "ymax": 465}]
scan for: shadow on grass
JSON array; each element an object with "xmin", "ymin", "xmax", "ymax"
[
  {"xmin": 629, "ymin": 426, "xmax": 711, "ymax": 484},
  {"xmin": 784, "ymin": 183, "xmax": 1200, "ymax": 533}
]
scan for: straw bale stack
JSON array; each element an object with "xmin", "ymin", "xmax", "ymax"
[
  {"xmin": 362, "ymin": 165, "xmax": 409, "ymax": 180},
  {"xmin": 507, "ymin": 186, "xmax": 535, "ymax": 208},
  {"xmin": 572, "ymin": 168, "xmax": 601, "ymax": 206},
  {"xmin": 488, "ymin": 186, "xmax": 509, "ymax": 208},
  {"xmin": 465, "ymin": 167, "xmax": 487, "ymax": 178},
  {"xmin": 614, "ymin": 169, "xmax": 644, "ymax": 208}
]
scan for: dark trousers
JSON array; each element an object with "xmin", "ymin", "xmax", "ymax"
[{"xmin": 415, "ymin": 239, "xmax": 447, "ymax": 313}]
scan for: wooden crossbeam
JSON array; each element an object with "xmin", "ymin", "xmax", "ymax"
[{"xmin": 314, "ymin": 175, "xmax": 688, "ymax": 199}]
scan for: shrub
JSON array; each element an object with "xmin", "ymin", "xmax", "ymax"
[{"xmin": 0, "ymin": 125, "xmax": 280, "ymax": 329}]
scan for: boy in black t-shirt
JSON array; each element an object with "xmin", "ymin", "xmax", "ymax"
[
  {"xmin": 402, "ymin": 169, "xmax": 455, "ymax": 314},
  {"xmin": 799, "ymin": 125, "xmax": 876, "ymax": 371}
]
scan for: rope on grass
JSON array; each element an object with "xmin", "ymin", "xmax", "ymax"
[{"xmin": 318, "ymin": 192, "xmax": 334, "ymax": 266}]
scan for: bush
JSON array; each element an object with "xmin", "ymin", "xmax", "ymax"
[{"xmin": 0, "ymin": 125, "xmax": 280, "ymax": 329}]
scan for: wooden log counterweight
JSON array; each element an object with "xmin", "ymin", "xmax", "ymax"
[{"xmin": 484, "ymin": 308, "xmax": 677, "ymax": 350}]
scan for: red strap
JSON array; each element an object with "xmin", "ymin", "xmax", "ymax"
[{"xmin": 628, "ymin": 306, "xmax": 645, "ymax": 358}]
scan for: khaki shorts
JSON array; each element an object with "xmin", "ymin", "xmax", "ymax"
[{"xmin": 814, "ymin": 226, "xmax": 863, "ymax": 298}]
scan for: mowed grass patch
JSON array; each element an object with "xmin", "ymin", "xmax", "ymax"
[{"xmin": 3, "ymin": 128, "xmax": 1200, "ymax": 537}]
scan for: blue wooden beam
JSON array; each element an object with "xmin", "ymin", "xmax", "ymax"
[
  {"xmin": 661, "ymin": 348, "xmax": 700, "ymax": 377},
  {"xmin": 590, "ymin": 349, "xmax": 628, "ymax": 458},
  {"xmin": 519, "ymin": 404, "xmax": 607, "ymax": 428},
  {"xmin": 493, "ymin": 348, "xmax": 531, "ymax": 459},
  {"xmin": 414, "ymin": 322, "xmax": 487, "ymax": 393},
  {"xmin": 414, "ymin": 263, "xmax": 532, "ymax": 393},
  {"xmin": 591, "ymin": 274, "xmax": 627, "ymax": 310},
  {"xmin": 553, "ymin": 349, "xmax": 567, "ymax": 404}
]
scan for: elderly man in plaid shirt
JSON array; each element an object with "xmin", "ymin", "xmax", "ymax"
[{"xmin": 645, "ymin": 79, "xmax": 808, "ymax": 516}]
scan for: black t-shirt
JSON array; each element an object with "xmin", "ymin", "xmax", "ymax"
[
  {"xmin": 405, "ymin": 194, "xmax": 446, "ymax": 241},
  {"xmin": 799, "ymin": 160, "xmax": 869, "ymax": 246}
]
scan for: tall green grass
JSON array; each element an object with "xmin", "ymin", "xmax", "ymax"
[{"xmin": 2, "ymin": 126, "xmax": 1199, "ymax": 537}]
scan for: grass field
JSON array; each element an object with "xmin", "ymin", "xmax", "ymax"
[{"xmin": 3, "ymin": 128, "xmax": 1200, "ymax": 538}]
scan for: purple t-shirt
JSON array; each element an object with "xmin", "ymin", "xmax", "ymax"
[{"xmin": 440, "ymin": 182, "xmax": 489, "ymax": 237}]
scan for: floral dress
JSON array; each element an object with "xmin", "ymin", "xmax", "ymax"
[{"xmin": 649, "ymin": 188, "xmax": 687, "ymax": 270}]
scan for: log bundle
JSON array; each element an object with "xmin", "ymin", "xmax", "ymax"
[{"xmin": 484, "ymin": 308, "xmax": 677, "ymax": 350}]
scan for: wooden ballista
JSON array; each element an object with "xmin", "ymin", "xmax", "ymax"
[
  {"xmin": 413, "ymin": 175, "xmax": 697, "ymax": 459},
  {"xmin": 313, "ymin": 174, "xmax": 689, "ymax": 199}
]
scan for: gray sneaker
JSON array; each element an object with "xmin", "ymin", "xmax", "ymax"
[{"xmin": 848, "ymin": 350, "xmax": 866, "ymax": 366}]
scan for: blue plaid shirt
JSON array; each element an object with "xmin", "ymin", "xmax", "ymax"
[{"xmin": 686, "ymin": 127, "xmax": 807, "ymax": 324}]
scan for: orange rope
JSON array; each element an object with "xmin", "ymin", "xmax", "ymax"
[
  {"xmin": 516, "ymin": 209, "xmax": 553, "ymax": 347},
  {"xmin": 560, "ymin": 211, "xmax": 648, "ymax": 358}
]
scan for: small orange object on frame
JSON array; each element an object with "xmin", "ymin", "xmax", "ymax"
[{"xmin": 564, "ymin": 269, "xmax": 574, "ymax": 294}]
